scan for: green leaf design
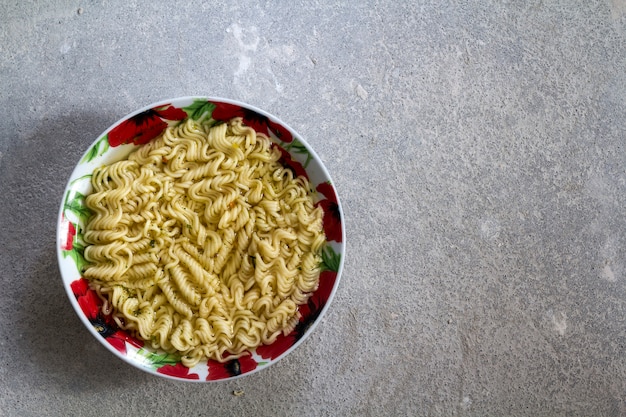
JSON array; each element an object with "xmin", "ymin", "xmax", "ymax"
[
  {"xmin": 64, "ymin": 191, "xmax": 93, "ymax": 224},
  {"xmin": 320, "ymin": 245, "xmax": 341, "ymax": 272},
  {"xmin": 72, "ymin": 223, "xmax": 87, "ymax": 252},
  {"xmin": 81, "ymin": 134, "xmax": 110, "ymax": 163},
  {"xmin": 68, "ymin": 174, "xmax": 93, "ymax": 187},
  {"xmin": 63, "ymin": 247, "xmax": 89, "ymax": 274},
  {"xmin": 284, "ymin": 138, "xmax": 313, "ymax": 168},
  {"xmin": 183, "ymin": 99, "xmax": 217, "ymax": 122},
  {"xmin": 136, "ymin": 348, "xmax": 181, "ymax": 368},
  {"xmin": 71, "ymin": 239, "xmax": 86, "ymax": 252}
]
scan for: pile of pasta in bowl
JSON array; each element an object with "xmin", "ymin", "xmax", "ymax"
[{"xmin": 57, "ymin": 97, "xmax": 344, "ymax": 381}]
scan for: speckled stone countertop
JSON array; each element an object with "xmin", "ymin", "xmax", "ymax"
[{"xmin": 1, "ymin": 1, "xmax": 625, "ymax": 416}]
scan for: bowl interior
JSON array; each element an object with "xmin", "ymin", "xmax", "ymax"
[{"xmin": 57, "ymin": 97, "xmax": 344, "ymax": 382}]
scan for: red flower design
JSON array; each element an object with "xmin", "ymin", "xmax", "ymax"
[
  {"xmin": 77, "ymin": 288, "xmax": 101, "ymax": 320},
  {"xmin": 70, "ymin": 276, "xmax": 90, "ymax": 297},
  {"xmin": 256, "ymin": 270, "xmax": 337, "ymax": 360},
  {"xmin": 72, "ymin": 278, "xmax": 101, "ymax": 320},
  {"xmin": 206, "ymin": 355, "xmax": 258, "ymax": 381},
  {"xmin": 106, "ymin": 330, "xmax": 144, "ymax": 355},
  {"xmin": 211, "ymin": 101, "xmax": 293, "ymax": 143},
  {"xmin": 297, "ymin": 270, "xmax": 336, "ymax": 319},
  {"xmin": 255, "ymin": 332, "xmax": 294, "ymax": 361},
  {"xmin": 106, "ymin": 334, "xmax": 126, "ymax": 354},
  {"xmin": 157, "ymin": 363, "xmax": 200, "ymax": 380},
  {"xmin": 61, "ymin": 215, "xmax": 77, "ymax": 251},
  {"xmin": 272, "ymin": 143, "xmax": 309, "ymax": 180},
  {"xmin": 316, "ymin": 182, "xmax": 342, "ymax": 242},
  {"xmin": 108, "ymin": 104, "xmax": 187, "ymax": 147},
  {"xmin": 70, "ymin": 278, "xmax": 144, "ymax": 355}
]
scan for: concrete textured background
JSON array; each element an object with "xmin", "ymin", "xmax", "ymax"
[{"xmin": 1, "ymin": 1, "xmax": 625, "ymax": 416}]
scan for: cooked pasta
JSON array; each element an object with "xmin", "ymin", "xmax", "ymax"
[{"xmin": 83, "ymin": 117, "xmax": 325, "ymax": 367}]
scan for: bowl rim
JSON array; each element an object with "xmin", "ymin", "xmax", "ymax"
[{"xmin": 56, "ymin": 96, "xmax": 346, "ymax": 382}]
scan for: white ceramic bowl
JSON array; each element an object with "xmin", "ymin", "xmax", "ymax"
[{"xmin": 57, "ymin": 97, "xmax": 345, "ymax": 382}]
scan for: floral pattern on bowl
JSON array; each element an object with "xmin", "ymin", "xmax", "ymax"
[{"xmin": 57, "ymin": 97, "xmax": 345, "ymax": 382}]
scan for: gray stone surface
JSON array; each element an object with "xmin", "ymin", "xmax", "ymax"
[{"xmin": 1, "ymin": 1, "xmax": 625, "ymax": 415}]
